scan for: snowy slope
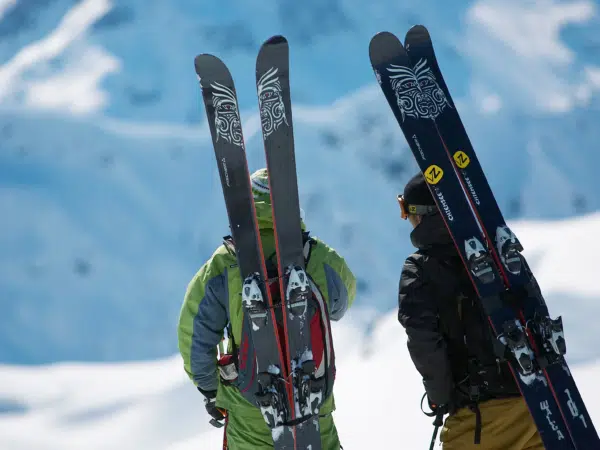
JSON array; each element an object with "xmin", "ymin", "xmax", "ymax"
[
  {"xmin": 1, "ymin": 0, "xmax": 600, "ymax": 365},
  {"xmin": 2, "ymin": 327, "xmax": 599, "ymax": 450}
]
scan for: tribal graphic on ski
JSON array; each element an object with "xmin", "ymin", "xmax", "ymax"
[
  {"xmin": 211, "ymin": 82, "xmax": 245, "ymax": 148},
  {"xmin": 388, "ymin": 58, "xmax": 451, "ymax": 122},
  {"xmin": 257, "ymin": 67, "xmax": 289, "ymax": 139}
]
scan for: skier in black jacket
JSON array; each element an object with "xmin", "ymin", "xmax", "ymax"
[{"xmin": 397, "ymin": 172, "xmax": 543, "ymax": 449}]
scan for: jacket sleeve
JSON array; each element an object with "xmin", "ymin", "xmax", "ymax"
[
  {"xmin": 398, "ymin": 256, "xmax": 453, "ymax": 406},
  {"xmin": 177, "ymin": 259, "xmax": 229, "ymax": 392},
  {"xmin": 320, "ymin": 245, "xmax": 356, "ymax": 321}
]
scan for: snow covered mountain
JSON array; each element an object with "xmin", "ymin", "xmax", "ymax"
[{"xmin": 1, "ymin": 0, "xmax": 600, "ymax": 365}]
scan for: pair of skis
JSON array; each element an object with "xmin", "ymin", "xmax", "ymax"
[
  {"xmin": 370, "ymin": 25, "xmax": 598, "ymax": 449},
  {"xmin": 195, "ymin": 37, "xmax": 323, "ymax": 449}
]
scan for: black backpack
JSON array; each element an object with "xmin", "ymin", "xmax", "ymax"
[{"xmin": 416, "ymin": 249, "xmax": 520, "ymax": 446}]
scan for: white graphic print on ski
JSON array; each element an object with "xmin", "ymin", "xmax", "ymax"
[
  {"xmin": 210, "ymin": 81, "xmax": 245, "ymax": 147},
  {"xmin": 388, "ymin": 58, "xmax": 452, "ymax": 121},
  {"xmin": 258, "ymin": 67, "xmax": 290, "ymax": 139}
]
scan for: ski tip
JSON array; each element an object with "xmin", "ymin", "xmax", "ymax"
[
  {"xmin": 368, "ymin": 31, "xmax": 405, "ymax": 65},
  {"xmin": 194, "ymin": 53, "xmax": 234, "ymax": 88},
  {"xmin": 404, "ymin": 24, "xmax": 432, "ymax": 47},
  {"xmin": 256, "ymin": 35, "xmax": 289, "ymax": 73},
  {"xmin": 369, "ymin": 31, "xmax": 402, "ymax": 52},
  {"xmin": 194, "ymin": 53, "xmax": 221, "ymax": 76},
  {"xmin": 407, "ymin": 24, "xmax": 429, "ymax": 35},
  {"xmin": 261, "ymin": 35, "xmax": 288, "ymax": 47}
]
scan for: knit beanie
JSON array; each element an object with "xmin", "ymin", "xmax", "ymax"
[
  {"xmin": 250, "ymin": 168, "xmax": 271, "ymax": 203},
  {"xmin": 403, "ymin": 172, "xmax": 436, "ymax": 206},
  {"xmin": 250, "ymin": 168, "xmax": 306, "ymax": 221}
]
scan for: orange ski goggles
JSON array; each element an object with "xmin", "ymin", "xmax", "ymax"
[{"xmin": 397, "ymin": 194, "xmax": 437, "ymax": 220}]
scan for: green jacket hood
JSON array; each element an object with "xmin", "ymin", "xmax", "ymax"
[
  {"xmin": 254, "ymin": 199, "xmax": 307, "ymax": 232},
  {"xmin": 252, "ymin": 199, "xmax": 306, "ymax": 261},
  {"xmin": 254, "ymin": 200, "xmax": 275, "ymax": 231}
]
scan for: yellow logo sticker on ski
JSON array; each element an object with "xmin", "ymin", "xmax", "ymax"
[
  {"xmin": 424, "ymin": 165, "xmax": 444, "ymax": 185},
  {"xmin": 453, "ymin": 151, "xmax": 470, "ymax": 169}
]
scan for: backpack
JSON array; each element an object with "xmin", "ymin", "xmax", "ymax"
[
  {"xmin": 426, "ymin": 252, "xmax": 518, "ymax": 399},
  {"xmin": 219, "ymin": 232, "xmax": 337, "ymax": 411},
  {"xmin": 416, "ymin": 250, "xmax": 519, "ymax": 446}
]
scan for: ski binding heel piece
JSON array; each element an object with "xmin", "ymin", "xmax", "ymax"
[
  {"xmin": 242, "ymin": 274, "xmax": 268, "ymax": 329},
  {"xmin": 255, "ymin": 368, "xmax": 288, "ymax": 429},
  {"xmin": 499, "ymin": 320, "xmax": 537, "ymax": 384},
  {"xmin": 465, "ymin": 238, "xmax": 495, "ymax": 284},
  {"xmin": 538, "ymin": 315, "xmax": 567, "ymax": 358},
  {"xmin": 285, "ymin": 266, "xmax": 310, "ymax": 317},
  {"xmin": 293, "ymin": 357, "xmax": 324, "ymax": 418},
  {"xmin": 495, "ymin": 226, "xmax": 523, "ymax": 275}
]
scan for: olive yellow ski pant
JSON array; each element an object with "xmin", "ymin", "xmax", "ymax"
[{"xmin": 440, "ymin": 397, "xmax": 544, "ymax": 449}]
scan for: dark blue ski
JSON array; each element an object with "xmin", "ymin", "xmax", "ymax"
[
  {"xmin": 369, "ymin": 31, "xmax": 574, "ymax": 449},
  {"xmin": 403, "ymin": 24, "xmax": 599, "ymax": 449}
]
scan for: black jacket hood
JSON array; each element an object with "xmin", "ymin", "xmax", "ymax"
[{"xmin": 410, "ymin": 213, "xmax": 456, "ymax": 258}]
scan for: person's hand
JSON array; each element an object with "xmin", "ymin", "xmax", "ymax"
[
  {"xmin": 428, "ymin": 398, "xmax": 449, "ymax": 416},
  {"xmin": 198, "ymin": 387, "xmax": 226, "ymax": 428}
]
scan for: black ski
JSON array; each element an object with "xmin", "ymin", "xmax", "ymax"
[
  {"xmin": 369, "ymin": 31, "xmax": 575, "ymax": 449},
  {"xmin": 194, "ymin": 54, "xmax": 295, "ymax": 448},
  {"xmin": 256, "ymin": 35, "xmax": 323, "ymax": 449},
  {"xmin": 403, "ymin": 24, "xmax": 599, "ymax": 449}
]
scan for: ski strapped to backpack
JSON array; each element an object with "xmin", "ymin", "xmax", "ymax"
[
  {"xmin": 195, "ymin": 35, "xmax": 331, "ymax": 450},
  {"xmin": 255, "ymin": 36, "xmax": 325, "ymax": 447},
  {"xmin": 369, "ymin": 25, "xmax": 599, "ymax": 449},
  {"xmin": 215, "ymin": 232, "xmax": 328, "ymax": 385}
]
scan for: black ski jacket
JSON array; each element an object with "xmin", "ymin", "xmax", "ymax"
[{"xmin": 398, "ymin": 213, "xmax": 521, "ymax": 411}]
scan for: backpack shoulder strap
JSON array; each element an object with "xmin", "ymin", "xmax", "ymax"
[{"xmin": 222, "ymin": 235, "xmax": 236, "ymax": 256}]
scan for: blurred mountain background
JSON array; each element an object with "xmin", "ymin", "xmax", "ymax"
[{"xmin": 0, "ymin": 0, "xmax": 599, "ymax": 368}]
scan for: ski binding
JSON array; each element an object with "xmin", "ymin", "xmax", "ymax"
[
  {"xmin": 242, "ymin": 273, "xmax": 268, "ymax": 330},
  {"xmin": 495, "ymin": 226, "xmax": 524, "ymax": 275},
  {"xmin": 499, "ymin": 319, "xmax": 537, "ymax": 384},
  {"xmin": 256, "ymin": 367, "xmax": 288, "ymax": 429},
  {"xmin": 292, "ymin": 356, "xmax": 325, "ymax": 418},
  {"xmin": 464, "ymin": 237, "xmax": 495, "ymax": 284},
  {"xmin": 285, "ymin": 266, "xmax": 310, "ymax": 317}
]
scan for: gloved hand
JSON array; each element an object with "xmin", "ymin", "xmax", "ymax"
[
  {"xmin": 198, "ymin": 387, "xmax": 226, "ymax": 428},
  {"xmin": 427, "ymin": 398, "xmax": 449, "ymax": 416},
  {"xmin": 424, "ymin": 397, "xmax": 449, "ymax": 450}
]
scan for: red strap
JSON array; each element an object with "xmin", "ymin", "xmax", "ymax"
[
  {"xmin": 222, "ymin": 414, "xmax": 229, "ymax": 450},
  {"xmin": 310, "ymin": 309, "xmax": 325, "ymax": 370}
]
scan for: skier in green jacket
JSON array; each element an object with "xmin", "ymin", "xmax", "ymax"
[{"xmin": 178, "ymin": 168, "xmax": 356, "ymax": 450}]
